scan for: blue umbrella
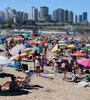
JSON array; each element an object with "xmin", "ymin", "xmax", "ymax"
[
  {"xmin": 75, "ymin": 41, "xmax": 81, "ymax": 45},
  {"xmin": 0, "ymin": 37, "xmax": 6, "ymax": 40},
  {"xmin": 25, "ymin": 40, "xmax": 30, "ymax": 43},
  {"xmin": 66, "ymin": 36, "xmax": 71, "ymax": 38},
  {"xmin": 25, "ymin": 44, "xmax": 32, "ymax": 48},
  {"xmin": 64, "ymin": 39, "xmax": 69, "ymax": 42},
  {"xmin": 47, "ymin": 39, "xmax": 53, "ymax": 43},
  {"xmin": 32, "ymin": 47, "xmax": 40, "ymax": 50}
]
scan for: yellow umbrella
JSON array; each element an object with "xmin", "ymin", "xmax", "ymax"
[
  {"xmin": 51, "ymin": 44, "xmax": 58, "ymax": 53},
  {"xmin": 67, "ymin": 45, "xmax": 76, "ymax": 48},
  {"xmin": 23, "ymin": 48, "xmax": 32, "ymax": 53},
  {"xmin": 68, "ymin": 38, "xmax": 72, "ymax": 40}
]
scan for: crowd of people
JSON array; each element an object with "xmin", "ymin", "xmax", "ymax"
[{"xmin": 0, "ymin": 32, "xmax": 90, "ymax": 92}]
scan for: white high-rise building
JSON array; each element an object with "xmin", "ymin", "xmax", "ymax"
[
  {"xmin": 28, "ymin": 7, "xmax": 38, "ymax": 21},
  {"xmin": 4, "ymin": 7, "xmax": 16, "ymax": 22}
]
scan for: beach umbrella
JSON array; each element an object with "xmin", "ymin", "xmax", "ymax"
[
  {"xmin": 32, "ymin": 47, "xmax": 40, "ymax": 50},
  {"xmin": 14, "ymin": 38, "xmax": 24, "ymax": 40},
  {"xmin": 47, "ymin": 39, "xmax": 53, "ymax": 43},
  {"xmin": 0, "ymin": 56, "xmax": 9, "ymax": 66},
  {"xmin": 72, "ymin": 52, "xmax": 85, "ymax": 56},
  {"xmin": 64, "ymin": 39, "xmax": 69, "ymax": 42},
  {"xmin": 75, "ymin": 41, "xmax": 81, "ymax": 45},
  {"xmin": 28, "ymin": 41, "xmax": 36, "ymax": 45},
  {"xmin": 51, "ymin": 41, "xmax": 56, "ymax": 43},
  {"xmin": 67, "ymin": 45, "xmax": 76, "ymax": 49},
  {"xmin": 66, "ymin": 36, "xmax": 71, "ymax": 38},
  {"xmin": 77, "ymin": 59, "xmax": 90, "ymax": 67},
  {"xmin": 23, "ymin": 48, "xmax": 32, "ymax": 53},
  {"xmin": 10, "ymin": 44, "xmax": 25, "ymax": 56},
  {"xmin": 86, "ymin": 44, "xmax": 90, "ymax": 47},
  {"xmin": 81, "ymin": 47, "xmax": 88, "ymax": 52},
  {"xmin": 25, "ymin": 40, "xmax": 30, "ymax": 43},
  {"xmin": 51, "ymin": 44, "xmax": 58, "ymax": 53},
  {"xmin": 61, "ymin": 38, "xmax": 67, "ymax": 41},
  {"xmin": 19, "ymin": 34, "xmax": 24, "ymax": 38},
  {"xmin": 0, "ymin": 40, "xmax": 4, "ymax": 44},
  {"xmin": 39, "ymin": 40, "xmax": 47, "ymax": 43},
  {"xmin": 0, "ymin": 37, "xmax": 6, "ymax": 40},
  {"xmin": 16, "ymin": 36, "xmax": 23, "ymax": 38},
  {"xmin": 36, "ymin": 41, "xmax": 40, "ymax": 44}
]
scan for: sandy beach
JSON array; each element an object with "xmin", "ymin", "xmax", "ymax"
[{"xmin": 0, "ymin": 33, "xmax": 90, "ymax": 100}]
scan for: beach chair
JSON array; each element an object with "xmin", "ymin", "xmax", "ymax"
[
  {"xmin": 72, "ymin": 74, "xmax": 90, "ymax": 82},
  {"xmin": 19, "ymin": 71, "xmax": 34, "ymax": 88}
]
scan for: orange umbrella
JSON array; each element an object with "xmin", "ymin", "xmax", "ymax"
[
  {"xmin": 72, "ymin": 52, "xmax": 85, "ymax": 56},
  {"xmin": 28, "ymin": 41, "xmax": 36, "ymax": 45},
  {"xmin": 61, "ymin": 38, "xmax": 67, "ymax": 41}
]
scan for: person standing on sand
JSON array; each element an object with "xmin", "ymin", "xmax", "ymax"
[
  {"xmin": 34, "ymin": 56, "xmax": 41, "ymax": 76},
  {"xmin": 15, "ymin": 51, "xmax": 21, "ymax": 71},
  {"xmin": 41, "ymin": 54, "xmax": 45, "ymax": 72},
  {"xmin": 61, "ymin": 60, "xmax": 67, "ymax": 80}
]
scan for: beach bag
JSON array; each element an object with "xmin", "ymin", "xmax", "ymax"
[{"xmin": 22, "ymin": 64, "xmax": 28, "ymax": 71}]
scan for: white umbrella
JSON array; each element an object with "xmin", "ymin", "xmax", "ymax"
[
  {"xmin": 0, "ymin": 56, "xmax": 9, "ymax": 66},
  {"xmin": 10, "ymin": 44, "xmax": 25, "ymax": 56}
]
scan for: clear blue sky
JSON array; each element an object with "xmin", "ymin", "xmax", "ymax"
[{"xmin": 0, "ymin": 0, "xmax": 90, "ymax": 21}]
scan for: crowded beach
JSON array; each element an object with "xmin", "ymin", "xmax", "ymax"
[{"xmin": 0, "ymin": 29, "xmax": 90, "ymax": 100}]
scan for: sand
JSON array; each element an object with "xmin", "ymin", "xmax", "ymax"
[{"xmin": 0, "ymin": 34, "xmax": 90, "ymax": 100}]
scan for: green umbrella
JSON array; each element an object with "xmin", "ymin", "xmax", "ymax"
[{"xmin": 81, "ymin": 47, "xmax": 88, "ymax": 52}]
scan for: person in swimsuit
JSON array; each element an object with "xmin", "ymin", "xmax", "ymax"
[{"xmin": 15, "ymin": 51, "xmax": 21, "ymax": 71}]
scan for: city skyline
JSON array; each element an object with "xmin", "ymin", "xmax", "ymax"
[{"xmin": 0, "ymin": 0, "xmax": 89, "ymax": 21}]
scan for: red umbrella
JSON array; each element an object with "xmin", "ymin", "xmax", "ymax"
[
  {"xmin": 72, "ymin": 52, "xmax": 85, "ymax": 56},
  {"xmin": 28, "ymin": 41, "xmax": 36, "ymax": 45},
  {"xmin": 39, "ymin": 40, "xmax": 47, "ymax": 43},
  {"xmin": 16, "ymin": 36, "xmax": 23, "ymax": 38},
  {"xmin": 51, "ymin": 41, "xmax": 56, "ymax": 43}
]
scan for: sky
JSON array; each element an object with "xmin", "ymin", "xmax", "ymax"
[{"xmin": 0, "ymin": 0, "xmax": 90, "ymax": 21}]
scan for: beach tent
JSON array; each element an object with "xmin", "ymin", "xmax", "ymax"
[{"xmin": 51, "ymin": 44, "xmax": 58, "ymax": 53}]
